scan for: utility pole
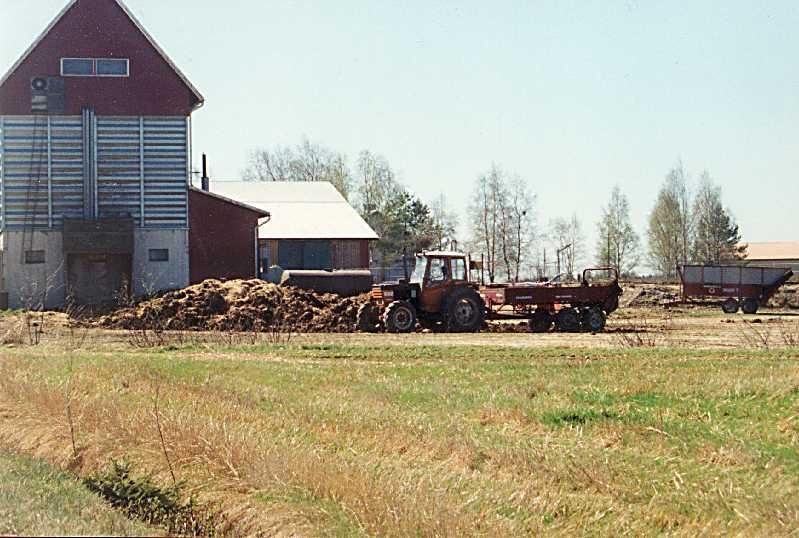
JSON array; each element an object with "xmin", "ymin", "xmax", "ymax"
[{"xmin": 557, "ymin": 243, "xmax": 572, "ymax": 278}]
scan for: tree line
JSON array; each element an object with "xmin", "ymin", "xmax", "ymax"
[{"xmin": 244, "ymin": 142, "xmax": 744, "ymax": 281}]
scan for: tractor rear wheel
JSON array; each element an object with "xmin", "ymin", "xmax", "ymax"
[
  {"xmin": 742, "ymin": 298, "xmax": 759, "ymax": 315},
  {"xmin": 356, "ymin": 303, "xmax": 379, "ymax": 332},
  {"xmin": 721, "ymin": 298, "xmax": 739, "ymax": 314},
  {"xmin": 445, "ymin": 289, "xmax": 485, "ymax": 333},
  {"xmin": 555, "ymin": 308, "xmax": 581, "ymax": 333},
  {"xmin": 528, "ymin": 310, "xmax": 553, "ymax": 333},
  {"xmin": 581, "ymin": 307, "xmax": 606, "ymax": 333},
  {"xmin": 383, "ymin": 300, "xmax": 417, "ymax": 333}
]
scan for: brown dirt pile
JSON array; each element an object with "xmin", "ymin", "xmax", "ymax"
[
  {"xmin": 99, "ymin": 279, "xmax": 369, "ymax": 333},
  {"xmin": 625, "ymin": 284, "xmax": 681, "ymax": 307}
]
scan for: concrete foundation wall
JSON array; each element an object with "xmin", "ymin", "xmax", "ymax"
[
  {"xmin": 132, "ymin": 229, "xmax": 189, "ymax": 297},
  {"xmin": 2, "ymin": 230, "xmax": 67, "ymax": 309},
  {"xmin": 0, "ymin": 228, "xmax": 189, "ymax": 308}
]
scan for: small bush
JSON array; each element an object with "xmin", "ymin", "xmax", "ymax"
[{"xmin": 84, "ymin": 460, "xmax": 226, "ymax": 537}]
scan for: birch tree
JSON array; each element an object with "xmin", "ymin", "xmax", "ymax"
[
  {"xmin": 430, "ymin": 194, "xmax": 459, "ymax": 251},
  {"xmin": 550, "ymin": 214, "xmax": 585, "ymax": 277},
  {"xmin": 647, "ymin": 163, "xmax": 692, "ymax": 277},
  {"xmin": 469, "ymin": 165, "xmax": 535, "ymax": 283},
  {"xmin": 597, "ymin": 185, "xmax": 640, "ymax": 275}
]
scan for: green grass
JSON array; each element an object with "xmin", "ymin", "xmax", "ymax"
[
  {"xmin": 0, "ymin": 451, "xmax": 160, "ymax": 537},
  {"xmin": 2, "ymin": 340, "xmax": 799, "ymax": 535}
]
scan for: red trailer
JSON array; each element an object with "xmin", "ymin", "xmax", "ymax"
[
  {"xmin": 677, "ymin": 264, "xmax": 794, "ymax": 314},
  {"xmin": 480, "ymin": 267, "xmax": 623, "ymax": 332}
]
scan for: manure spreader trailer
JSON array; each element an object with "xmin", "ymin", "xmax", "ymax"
[{"xmin": 678, "ymin": 264, "xmax": 793, "ymax": 314}]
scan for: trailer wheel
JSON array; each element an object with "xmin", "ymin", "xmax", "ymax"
[
  {"xmin": 555, "ymin": 308, "xmax": 581, "ymax": 333},
  {"xmin": 445, "ymin": 289, "xmax": 485, "ymax": 333},
  {"xmin": 581, "ymin": 307, "xmax": 606, "ymax": 333},
  {"xmin": 357, "ymin": 303, "xmax": 379, "ymax": 332},
  {"xmin": 383, "ymin": 301, "xmax": 417, "ymax": 333},
  {"xmin": 742, "ymin": 298, "xmax": 759, "ymax": 315},
  {"xmin": 721, "ymin": 298, "xmax": 739, "ymax": 314},
  {"xmin": 528, "ymin": 310, "xmax": 553, "ymax": 333}
]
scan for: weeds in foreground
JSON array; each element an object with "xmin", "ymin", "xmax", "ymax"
[
  {"xmin": 612, "ymin": 319, "xmax": 659, "ymax": 347},
  {"xmin": 85, "ymin": 460, "xmax": 226, "ymax": 537},
  {"xmin": 740, "ymin": 320, "xmax": 799, "ymax": 350}
]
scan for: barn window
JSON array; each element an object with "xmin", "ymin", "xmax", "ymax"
[
  {"xmin": 24, "ymin": 250, "xmax": 46, "ymax": 264},
  {"xmin": 148, "ymin": 249, "xmax": 169, "ymax": 262},
  {"xmin": 96, "ymin": 58, "xmax": 129, "ymax": 76},
  {"xmin": 61, "ymin": 58, "xmax": 93, "ymax": 76}
]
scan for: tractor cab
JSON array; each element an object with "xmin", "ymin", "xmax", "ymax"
[{"xmin": 359, "ymin": 251, "xmax": 485, "ymax": 333}]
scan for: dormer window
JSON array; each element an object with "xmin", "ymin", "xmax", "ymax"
[{"xmin": 61, "ymin": 58, "xmax": 129, "ymax": 77}]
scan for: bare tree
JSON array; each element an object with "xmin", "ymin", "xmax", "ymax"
[
  {"xmin": 597, "ymin": 185, "xmax": 640, "ymax": 275},
  {"xmin": 243, "ymin": 138, "xmax": 353, "ymax": 198},
  {"xmin": 468, "ymin": 165, "xmax": 504, "ymax": 283},
  {"xmin": 647, "ymin": 163, "xmax": 692, "ymax": 277},
  {"xmin": 691, "ymin": 172, "xmax": 746, "ymax": 263},
  {"xmin": 500, "ymin": 176, "xmax": 535, "ymax": 282},
  {"xmin": 550, "ymin": 214, "xmax": 585, "ymax": 277},
  {"xmin": 429, "ymin": 194, "xmax": 459, "ymax": 251},
  {"xmin": 469, "ymin": 165, "xmax": 535, "ymax": 283},
  {"xmin": 354, "ymin": 150, "xmax": 400, "ymax": 220}
]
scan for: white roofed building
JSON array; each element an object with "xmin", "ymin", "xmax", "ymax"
[
  {"xmin": 210, "ymin": 181, "xmax": 378, "ymax": 273},
  {"xmin": 744, "ymin": 242, "xmax": 799, "ymax": 273}
]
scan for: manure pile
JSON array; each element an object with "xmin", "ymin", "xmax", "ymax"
[{"xmin": 100, "ymin": 279, "xmax": 368, "ymax": 333}]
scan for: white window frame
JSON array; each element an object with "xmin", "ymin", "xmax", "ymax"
[
  {"xmin": 95, "ymin": 58, "xmax": 130, "ymax": 78},
  {"xmin": 60, "ymin": 57, "xmax": 94, "ymax": 77}
]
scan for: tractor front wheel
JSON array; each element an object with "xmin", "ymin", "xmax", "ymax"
[
  {"xmin": 357, "ymin": 303, "xmax": 379, "ymax": 332},
  {"xmin": 383, "ymin": 300, "xmax": 417, "ymax": 333}
]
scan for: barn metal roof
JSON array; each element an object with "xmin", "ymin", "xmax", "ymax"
[
  {"xmin": 745, "ymin": 242, "xmax": 799, "ymax": 261},
  {"xmin": 0, "ymin": 0, "xmax": 204, "ymax": 108},
  {"xmin": 210, "ymin": 181, "xmax": 379, "ymax": 240}
]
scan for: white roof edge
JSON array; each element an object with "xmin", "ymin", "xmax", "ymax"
[{"xmin": 0, "ymin": 0, "xmax": 205, "ymax": 108}]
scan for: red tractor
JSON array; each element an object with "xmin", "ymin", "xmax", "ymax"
[{"xmin": 358, "ymin": 251, "xmax": 485, "ymax": 333}]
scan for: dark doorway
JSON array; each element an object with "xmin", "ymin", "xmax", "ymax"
[{"xmin": 67, "ymin": 254, "xmax": 132, "ymax": 305}]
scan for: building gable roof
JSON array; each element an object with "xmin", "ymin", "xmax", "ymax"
[
  {"xmin": 209, "ymin": 181, "xmax": 380, "ymax": 241},
  {"xmin": 745, "ymin": 241, "xmax": 799, "ymax": 261},
  {"xmin": 0, "ymin": 0, "xmax": 203, "ymax": 108},
  {"xmin": 189, "ymin": 186, "xmax": 270, "ymax": 218}
]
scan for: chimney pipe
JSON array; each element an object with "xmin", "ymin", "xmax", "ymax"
[{"xmin": 201, "ymin": 153, "xmax": 210, "ymax": 191}]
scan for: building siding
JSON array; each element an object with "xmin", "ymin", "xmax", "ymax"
[
  {"xmin": 260, "ymin": 238, "xmax": 369, "ymax": 271},
  {"xmin": 188, "ymin": 189, "xmax": 262, "ymax": 284}
]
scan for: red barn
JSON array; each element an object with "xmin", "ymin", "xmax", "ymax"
[
  {"xmin": 0, "ymin": 0, "xmax": 207, "ymax": 307},
  {"xmin": 188, "ymin": 187, "xmax": 270, "ymax": 285}
]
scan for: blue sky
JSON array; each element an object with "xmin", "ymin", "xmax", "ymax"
[{"xmin": 2, "ymin": 0, "xmax": 797, "ymax": 263}]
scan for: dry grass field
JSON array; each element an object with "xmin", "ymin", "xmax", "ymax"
[{"xmin": 0, "ymin": 304, "xmax": 798, "ymax": 536}]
